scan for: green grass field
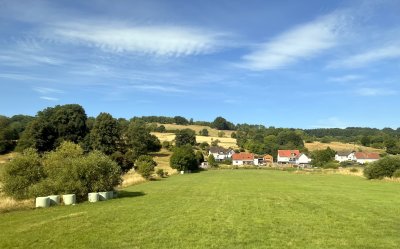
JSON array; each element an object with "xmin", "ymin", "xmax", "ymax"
[{"xmin": 1, "ymin": 170, "xmax": 399, "ymax": 248}]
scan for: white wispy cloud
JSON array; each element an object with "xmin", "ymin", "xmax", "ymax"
[
  {"xmin": 40, "ymin": 96, "xmax": 59, "ymax": 101},
  {"xmin": 328, "ymin": 74, "xmax": 363, "ymax": 83},
  {"xmin": 355, "ymin": 87, "xmax": 397, "ymax": 96},
  {"xmin": 34, "ymin": 87, "xmax": 64, "ymax": 94},
  {"xmin": 44, "ymin": 22, "xmax": 228, "ymax": 57},
  {"xmin": 127, "ymin": 84, "xmax": 187, "ymax": 93},
  {"xmin": 240, "ymin": 11, "xmax": 350, "ymax": 70},
  {"xmin": 328, "ymin": 45, "xmax": 400, "ymax": 68}
]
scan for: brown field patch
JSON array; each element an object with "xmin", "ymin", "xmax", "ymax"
[{"xmin": 305, "ymin": 141, "xmax": 384, "ymax": 153}]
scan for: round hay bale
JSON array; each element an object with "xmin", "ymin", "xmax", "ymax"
[
  {"xmin": 36, "ymin": 197, "xmax": 50, "ymax": 208},
  {"xmin": 88, "ymin": 193, "xmax": 99, "ymax": 203},
  {"xmin": 98, "ymin": 192, "xmax": 108, "ymax": 201},
  {"xmin": 48, "ymin": 195, "xmax": 60, "ymax": 206},
  {"xmin": 62, "ymin": 194, "xmax": 76, "ymax": 205}
]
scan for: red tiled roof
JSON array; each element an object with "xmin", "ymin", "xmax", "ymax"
[
  {"xmin": 232, "ymin": 152, "xmax": 254, "ymax": 161},
  {"xmin": 278, "ymin": 150, "xmax": 300, "ymax": 157},
  {"xmin": 354, "ymin": 152, "xmax": 380, "ymax": 160}
]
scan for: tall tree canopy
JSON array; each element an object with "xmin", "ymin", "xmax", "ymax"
[
  {"xmin": 17, "ymin": 104, "xmax": 87, "ymax": 152},
  {"xmin": 125, "ymin": 120, "xmax": 161, "ymax": 158},
  {"xmin": 90, "ymin": 113, "xmax": 121, "ymax": 155}
]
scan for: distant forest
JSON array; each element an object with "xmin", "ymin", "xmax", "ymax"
[{"xmin": 1, "ymin": 104, "xmax": 400, "ymax": 157}]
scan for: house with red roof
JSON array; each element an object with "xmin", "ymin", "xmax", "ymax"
[
  {"xmin": 277, "ymin": 150, "xmax": 300, "ymax": 164},
  {"xmin": 354, "ymin": 152, "xmax": 380, "ymax": 164},
  {"xmin": 232, "ymin": 152, "xmax": 256, "ymax": 166}
]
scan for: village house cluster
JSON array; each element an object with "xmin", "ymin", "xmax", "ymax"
[{"xmin": 206, "ymin": 146, "xmax": 380, "ymax": 167}]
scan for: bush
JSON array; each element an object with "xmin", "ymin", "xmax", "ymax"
[
  {"xmin": 2, "ymin": 142, "xmax": 122, "ymax": 201},
  {"xmin": 364, "ymin": 156, "xmax": 400, "ymax": 179},
  {"xmin": 162, "ymin": 141, "xmax": 172, "ymax": 150},
  {"xmin": 135, "ymin": 155, "xmax": 157, "ymax": 179},
  {"xmin": 322, "ymin": 161, "xmax": 339, "ymax": 169},
  {"xmin": 393, "ymin": 169, "xmax": 400, "ymax": 178},
  {"xmin": 156, "ymin": 169, "xmax": 165, "ymax": 178},
  {"xmin": 170, "ymin": 145, "xmax": 198, "ymax": 171},
  {"xmin": 349, "ymin": 168, "xmax": 359, "ymax": 173},
  {"xmin": 199, "ymin": 142, "xmax": 209, "ymax": 150},
  {"xmin": 1, "ymin": 148, "xmax": 44, "ymax": 199},
  {"xmin": 207, "ymin": 154, "xmax": 218, "ymax": 168}
]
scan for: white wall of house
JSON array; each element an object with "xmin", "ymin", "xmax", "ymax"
[
  {"xmin": 356, "ymin": 158, "xmax": 378, "ymax": 164},
  {"xmin": 277, "ymin": 155, "xmax": 290, "ymax": 163},
  {"xmin": 348, "ymin": 152, "xmax": 356, "ymax": 161},
  {"xmin": 296, "ymin": 154, "xmax": 311, "ymax": 164},
  {"xmin": 210, "ymin": 150, "xmax": 235, "ymax": 162},
  {"xmin": 233, "ymin": 160, "xmax": 243, "ymax": 166},
  {"xmin": 335, "ymin": 155, "xmax": 349, "ymax": 162},
  {"xmin": 233, "ymin": 160, "xmax": 254, "ymax": 166}
]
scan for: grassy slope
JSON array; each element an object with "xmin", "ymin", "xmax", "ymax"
[{"xmin": 1, "ymin": 170, "xmax": 399, "ymax": 249}]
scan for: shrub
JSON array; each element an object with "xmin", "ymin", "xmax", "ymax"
[
  {"xmin": 162, "ymin": 141, "xmax": 172, "ymax": 150},
  {"xmin": 211, "ymin": 139, "xmax": 220, "ymax": 146},
  {"xmin": 199, "ymin": 142, "xmax": 209, "ymax": 150},
  {"xmin": 135, "ymin": 155, "xmax": 157, "ymax": 179},
  {"xmin": 207, "ymin": 154, "xmax": 218, "ymax": 168},
  {"xmin": 349, "ymin": 168, "xmax": 359, "ymax": 173},
  {"xmin": 1, "ymin": 148, "xmax": 44, "ymax": 199},
  {"xmin": 322, "ymin": 161, "xmax": 339, "ymax": 169},
  {"xmin": 156, "ymin": 169, "xmax": 165, "ymax": 178},
  {"xmin": 364, "ymin": 156, "xmax": 400, "ymax": 179},
  {"xmin": 170, "ymin": 145, "xmax": 198, "ymax": 171},
  {"xmin": 393, "ymin": 169, "xmax": 400, "ymax": 178},
  {"xmin": 2, "ymin": 142, "xmax": 122, "ymax": 201}
]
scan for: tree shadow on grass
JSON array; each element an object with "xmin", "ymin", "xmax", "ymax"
[{"xmin": 116, "ymin": 191, "xmax": 145, "ymax": 199}]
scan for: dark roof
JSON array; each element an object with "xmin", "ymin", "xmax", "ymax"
[
  {"xmin": 336, "ymin": 151, "xmax": 354, "ymax": 156},
  {"xmin": 209, "ymin": 146, "xmax": 231, "ymax": 154}
]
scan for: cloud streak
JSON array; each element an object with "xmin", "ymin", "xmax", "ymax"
[
  {"xmin": 240, "ymin": 11, "xmax": 350, "ymax": 70},
  {"xmin": 328, "ymin": 45, "xmax": 400, "ymax": 68},
  {"xmin": 45, "ymin": 22, "xmax": 228, "ymax": 57},
  {"xmin": 355, "ymin": 87, "xmax": 397, "ymax": 96}
]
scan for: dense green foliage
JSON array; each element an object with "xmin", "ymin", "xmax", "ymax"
[
  {"xmin": 1, "ymin": 148, "xmax": 44, "ymax": 199},
  {"xmin": 125, "ymin": 120, "xmax": 161, "ymax": 159},
  {"xmin": 175, "ymin": 128, "xmax": 196, "ymax": 147},
  {"xmin": 170, "ymin": 145, "xmax": 198, "ymax": 171},
  {"xmin": 2, "ymin": 142, "xmax": 121, "ymax": 200},
  {"xmin": 364, "ymin": 156, "xmax": 400, "ymax": 179},
  {"xmin": 235, "ymin": 125, "xmax": 306, "ymax": 157},
  {"xmin": 207, "ymin": 154, "xmax": 217, "ymax": 167},
  {"xmin": 0, "ymin": 115, "xmax": 33, "ymax": 154},
  {"xmin": 135, "ymin": 155, "xmax": 157, "ymax": 179},
  {"xmin": 311, "ymin": 147, "xmax": 336, "ymax": 168},
  {"xmin": 1, "ymin": 170, "xmax": 400, "ymax": 248},
  {"xmin": 199, "ymin": 128, "xmax": 209, "ymax": 136},
  {"xmin": 212, "ymin": 116, "xmax": 235, "ymax": 130},
  {"xmin": 173, "ymin": 116, "xmax": 189, "ymax": 125},
  {"xmin": 90, "ymin": 113, "xmax": 121, "ymax": 155},
  {"xmin": 17, "ymin": 104, "xmax": 87, "ymax": 152}
]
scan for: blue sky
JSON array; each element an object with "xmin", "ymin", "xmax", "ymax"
[{"xmin": 1, "ymin": 0, "xmax": 399, "ymax": 129}]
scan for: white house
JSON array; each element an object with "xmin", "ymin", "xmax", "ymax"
[
  {"xmin": 354, "ymin": 152, "xmax": 380, "ymax": 164},
  {"xmin": 232, "ymin": 153, "xmax": 254, "ymax": 166},
  {"xmin": 209, "ymin": 146, "xmax": 235, "ymax": 162},
  {"xmin": 335, "ymin": 151, "xmax": 355, "ymax": 162},
  {"xmin": 277, "ymin": 150, "xmax": 300, "ymax": 164},
  {"xmin": 295, "ymin": 153, "xmax": 312, "ymax": 165}
]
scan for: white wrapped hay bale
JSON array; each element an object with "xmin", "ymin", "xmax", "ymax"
[
  {"xmin": 98, "ymin": 192, "xmax": 108, "ymax": 201},
  {"xmin": 48, "ymin": 195, "xmax": 60, "ymax": 206},
  {"xmin": 35, "ymin": 197, "xmax": 50, "ymax": 208},
  {"xmin": 106, "ymin": 191, "xmax": 113, "ymax": 199},
  {"xmin": 88, "ymin": 192, "xmax": 99, "ymax": 203},
  {"xmin": 62, "ymin": 194, "xmax": 76, "ymax": 205}
]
